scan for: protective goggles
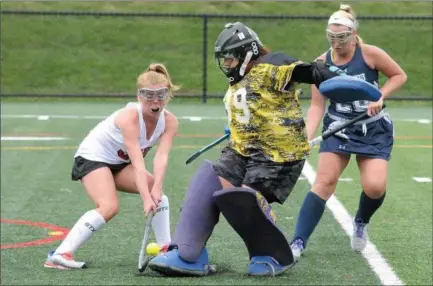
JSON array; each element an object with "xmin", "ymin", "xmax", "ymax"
[
  {"xmin": 326, "ymin": 29, "xmax": 354, "ymax": 44},
  {"xmin": 137, "ymin": 86, "xmax": 169, "ymax": 101}
]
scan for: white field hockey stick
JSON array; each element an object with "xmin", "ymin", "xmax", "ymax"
[
  {"xmin": 309, "ymin": 105, "xmax": 386, "ymax": 148},
  {"xmin": 138, "ymin": 213, "xmax": 154, "ymax": 273}
]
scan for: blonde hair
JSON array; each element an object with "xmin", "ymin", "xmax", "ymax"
[
  {"xmin": 137, "ymin": 63, "xmax": 181, "ymax": 99},
  {"xmin": 333, "ymin": 3, "xmax": 364, "ymax": 45}
]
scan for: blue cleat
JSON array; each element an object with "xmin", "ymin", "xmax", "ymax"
[
  {"xmin": 148, "ymin": 247, "xmax": 215, "ymax": 277},
  {"xmin": 248, "ymin": 256, "xmax": 295, "ymax": 277}
]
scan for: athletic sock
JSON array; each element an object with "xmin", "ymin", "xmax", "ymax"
[
  {"xmin": 355, "ymin": 191, "xmax": 386, "ymax": 224},
  {"xmin": 151, "ymin": 195, "xmax": 171, "ymax": 246},
  {"xmin": 292, "ymin": 191, "xmax": 327, "ymax": 247},
  {"xmin": 54, "ymin": 209, "xmax": 106, "ymax": 255}
]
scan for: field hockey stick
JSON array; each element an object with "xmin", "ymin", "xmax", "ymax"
[
  {"xmin": 185, "ymin": 133, "xmax": 230, "ymax": 165},
  {"xmin": 138, "ymin": 213, "xmax": 154, "ymax": 272},
  {"xmin": 309, "ymin": 104, "xmax": 386, "ymax": 148}
]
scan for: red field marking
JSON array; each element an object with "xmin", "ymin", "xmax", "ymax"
[{"xmin": 0, "ymin": 219, "xmax": 70, "ymax": 249}]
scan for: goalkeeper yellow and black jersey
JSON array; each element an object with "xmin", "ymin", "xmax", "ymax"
[{"xmin": 224, "ymin": 52, "xmax": 310, "ymax": 163}]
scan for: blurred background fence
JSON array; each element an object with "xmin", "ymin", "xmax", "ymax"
[{"xmin": 1, "ymin": 5, "xmax": 432, "ymax": 102}]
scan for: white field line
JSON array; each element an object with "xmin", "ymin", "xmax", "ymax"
[
  {"xmin": 1, "ymin": 136, "xmax": 69, "ymax": 141},
  {"xmin": 412, "ymin": 177, "xmax": 432, "ymax": 183},
  {"xmin": 302, "ymin": 161, "xmax": 404, "ymax": 285}
]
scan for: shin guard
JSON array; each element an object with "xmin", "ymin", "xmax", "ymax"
[
  {"xmin": 173, "ymin": 160, "xmax": 222, "ymax": 262},
  {"xmin": 214, "ymin": 187, "xmax": 294, "ymax": 266}
]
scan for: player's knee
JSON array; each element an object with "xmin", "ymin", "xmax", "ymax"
[
  {"xmin": 98, "ymin": 202, "xmax": 119, "ymax": 221},
  {"xmin": 362, "ymin": 182, "xmax": 386, "ymax": 199},
  {"xmin": 313, "ymin": 174, "xmax": 338, "ymax": 200}
]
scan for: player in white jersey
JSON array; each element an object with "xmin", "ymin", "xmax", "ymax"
[{"xmin": 44, "ymin": 63, "xmax": 180, "ymax": 270}]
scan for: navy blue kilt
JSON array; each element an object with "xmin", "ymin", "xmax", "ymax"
[{"xmin": 319, "ymin": 113, "xmax": 394, "ymax": 161}]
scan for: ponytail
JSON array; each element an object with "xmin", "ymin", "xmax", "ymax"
[{"xmin": 146, "ymin": 63, "xmax": 181, "ymax": 92}]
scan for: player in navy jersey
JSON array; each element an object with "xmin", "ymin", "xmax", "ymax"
[{"xmin": 290, "ymin": 3, "xmax": 407, "ymax": 259}]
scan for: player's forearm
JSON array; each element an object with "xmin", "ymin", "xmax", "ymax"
[
  {"xmin": 306, "ymin": 106, "xmax": 325, "ymax": 140},
  {"xmin": 152, "ymin": 153, "xmax": 169, "ymax": 190},
  {"xmin": 380, "ymin": 74, "xmax": 407, "ymax": 100},
  {"xmin": 134, "ymin": 168, "xmax": 152, "ymax": 201}
]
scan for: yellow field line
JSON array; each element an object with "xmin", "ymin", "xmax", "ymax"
[
  {"xmin": 2, "ymin": 133, "xmax": 432, "ymax": 140},
  {"xmin": 395, "ymin": 136, "xmax": 432, "ymax": 140},
  {"xmin": 1, "ymin": 144, "xmax": 432, "ymax": 151},
  {"xmin": 392, "ymin": 145, "xmax": 433, "ymax": 148},
  {"xmin": 0, "ymin": 145, "xmax": 225, "ymax": 151}
]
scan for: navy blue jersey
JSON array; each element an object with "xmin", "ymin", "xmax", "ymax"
[
  {"xmin": 320, "ymin": 45, "xmax": 393, "ymax": 160},
  {"xmin": 326, "ymin": 45, "xmax": 379, "ymax": 119}
]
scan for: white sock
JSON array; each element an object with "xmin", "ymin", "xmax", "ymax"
[
  {"xmin": 54, "ymin": 209, "xmax": 106, "ymax": 255},
  {"xmin": 151, "ymin": 195, "xmax": 171, "ymax": 246}
]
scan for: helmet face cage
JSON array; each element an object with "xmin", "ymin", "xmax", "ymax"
[
  {"xmin": 214, "ymin": 41, "xmax": 260, "ymax": 83},
  {"xmin": 215, "ymin": 51, "xmax": 237, "ymax": 74},
  {"xmin": 214, "ymin": 22, "xmax": 263, "ymax": 84}
]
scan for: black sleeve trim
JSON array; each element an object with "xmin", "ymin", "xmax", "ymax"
[{"xmin": 288, "ymin": 60, "xmax": 341, "ymax": 89}]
